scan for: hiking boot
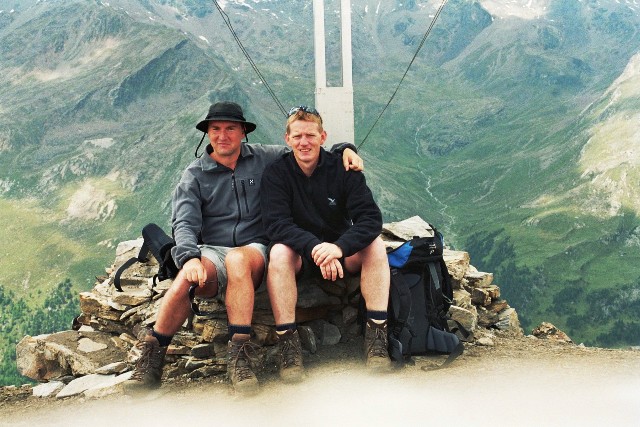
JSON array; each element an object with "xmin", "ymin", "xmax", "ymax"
[
  {"xmin": 123, "ymin": 330, "xmax": 167, "ymax": 394},
  {"xmin": 364, "ymin": 319, "xmax": 392, "ymax": 371},
  {"xmin": 227, "ymin": 337, "xmax": 259, "ymax": 394},
  {"xmin": 276, "ymin": 329, "xmax": 304, "ymax": 383}
]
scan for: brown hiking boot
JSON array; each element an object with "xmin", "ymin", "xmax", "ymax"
[
  {"xmin": 277, "ymin": 329, "xmax": 304, "ymax": 383},
  {"xmin": 123, "ymin": 330, "xmax": 167, "ymax": 393},
  {"xmin": 364, "ymin": 319, "xmax": 392, "ymax": 371},
  {"xmin": 227, "ymin": 337, "xmax": 259, "ymax": 394}
]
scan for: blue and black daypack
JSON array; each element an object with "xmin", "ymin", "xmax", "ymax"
[
  {"xmin": 386, "ymin": 226, "xmax": 467, "ymax": 368},
  {"xmin": 113, "ymin": 223, "xmax": 178, "ymax": 292}
]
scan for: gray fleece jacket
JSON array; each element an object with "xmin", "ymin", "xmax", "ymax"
[{"xmin": 170, "ymin": 143, "xmax": 284, "ymax": 268}]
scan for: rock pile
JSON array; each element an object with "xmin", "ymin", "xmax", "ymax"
[{"xmin": 14, "ymin": 216, "xmax": 522, "ymax": 399}]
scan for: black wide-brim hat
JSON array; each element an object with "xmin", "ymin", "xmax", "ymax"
[{"xmin": 196, "ymin": 101, "xmax": 257, "ymax": 134}]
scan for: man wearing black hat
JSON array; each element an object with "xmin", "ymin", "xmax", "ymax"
[{"xmin": 124, "ymin": 101, "xmax": 362, "ymax": 395}]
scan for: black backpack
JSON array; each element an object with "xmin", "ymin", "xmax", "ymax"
[
  {"xmin": 113, "ymin": 223, "xmax": 179, "ymax": 292},
  {"xmin": 386, "ymin": 227, "xmax": 467, "ymax": 368}
]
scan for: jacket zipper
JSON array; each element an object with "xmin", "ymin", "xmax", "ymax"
[
  {"xmin": 241, "ymin": 180, "xmax": 250, "ymax": 214},
  {"xmin": 231, "ymin": 173, "xmax": 242, "ymax": 246}
]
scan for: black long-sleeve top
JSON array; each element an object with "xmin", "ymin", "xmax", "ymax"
[{"xmin": 260, "ymin": 148, "xmax": 382, "ymax": 262}]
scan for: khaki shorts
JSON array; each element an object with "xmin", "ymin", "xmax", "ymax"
[{"xmin": 199, "ymin": 243, "xmax": 267, "ymax": 293}]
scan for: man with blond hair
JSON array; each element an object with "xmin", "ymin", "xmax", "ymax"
[{"xmin": 260, "ymin": 106, "xmax": 391, "ymax": 383}]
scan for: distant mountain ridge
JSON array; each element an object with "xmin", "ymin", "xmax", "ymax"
[{"xmin": 1, "ymin": 0, "xmax": 639, "ymax": 360}]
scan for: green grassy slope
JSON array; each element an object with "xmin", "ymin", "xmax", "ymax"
[
  {"xmin": 346, "ymin": 1, "xmax": 640, "ymax": 345},
  {"xmin": 0, "ymin": 0, "xmax": 639, "ymax": 388}
]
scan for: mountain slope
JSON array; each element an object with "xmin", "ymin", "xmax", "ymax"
[{"xmin": 0, "ymin": 0, "xmax": 639, "ymax": 383}]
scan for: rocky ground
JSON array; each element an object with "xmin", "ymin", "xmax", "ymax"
[{"xmin": 2, "ymin": 331, "xmax": 639, "ymax": 426}]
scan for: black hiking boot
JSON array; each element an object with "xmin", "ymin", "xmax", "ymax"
[
  {"xmin": 364, "ymin": 319, "xmax": 392, "ymax": 372},
  {"xmin": 227, "ymin": 337, "xmax": 259, "ymax": 394},
  {"xmin": 277, "ymin": 329, "xmax": 304, "ymax": 383},
  {"xmin": 123, "ymin": 329, "xmax": 167, "ymax": 394}
]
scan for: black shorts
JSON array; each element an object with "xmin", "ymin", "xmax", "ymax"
[
  {"xmin": 299, "ymin": 253, "xmax": 351, "ymax": 280},
  {"xmin": 267, "ymin": 242, "xmax": 350, "ymax": 280}
]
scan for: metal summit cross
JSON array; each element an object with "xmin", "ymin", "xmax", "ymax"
[{"xmin": 313, "ymin": 0, "xmax": 355, "ymax": 145}]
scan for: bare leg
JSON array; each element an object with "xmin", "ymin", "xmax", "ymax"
[
  {"xmin": 346, "ymin": 237, "xmax": 392, "ymax": 370},
  {"xmin": 345, "ymin": 237, "xmax": 390, "ymax": 311},
  {"xmin": 266, "ymin": 244, "xmax": 305, "ymax": 383},
  {"xmin": 223, "ymin": 246, "xmax": 265, "ymax": 393},
  {"xmin": 224, "ymin": 246, "xmax": 266, "ymax": 337},
  {"xmin": 266, "ymin": 243, "xmax": 302, "ymax": 325},
  {"xmin": 125, "ymin": 257, "xmax": 220, "ymax": 392},
  {"xmin": 154, "ymin": 256, "xmax": 218, "ymax": 336}
]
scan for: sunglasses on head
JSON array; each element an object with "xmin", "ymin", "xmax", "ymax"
[{"xmin": 287, "ymin": 105, "xmax": 321, "ymax": 117}]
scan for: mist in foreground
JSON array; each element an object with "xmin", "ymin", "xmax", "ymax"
[{"xmin": 4, "ymin": 356, "xmax": 639, "ymax": 427}]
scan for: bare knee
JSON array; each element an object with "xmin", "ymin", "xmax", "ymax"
[
  {"xmin": 348, "ymin": 237, "xmax": 388, "ymax": 273},
  {"xmin": 352, "ymin": 238, "xmax": 388, "ymax": 287},
  {"xmin": 268, "ymin": 244, "xmax": 299, "ymax": 274},
  {"xmin": 226, "ymin": 247, "xmax": 265, "ymax": 286},
  {"xmin": 225, "ymin": 248, "xmax": 251, "ymax": 272},
  {"xmin": 171, "ymin": 265, "xmax": 218, "ymax": 299},
  {"xmin": 368, "ymin": 237, "xmax": 388, "ymax": 262},
  {"xmin": 163, "ymin": 272, "xmax": 191, "ymax": 302},
  {"xmin": 269, "ymin": 243, "xmax": 297, "ymax": 264}
]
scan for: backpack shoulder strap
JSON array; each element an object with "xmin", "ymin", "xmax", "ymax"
[
  {"xmin": 389, "ymin": 268, "xmax": 412, "ymax": 335},
  {"xmin": 113, "ymin": 241, "xmax": 150, "ymax": 292},
  {"xmin": 388, "ymin": 267, "xmax": 416, "ymax": 364},
  {"xmin": 425, "ymin": 261, "xmax": 448, "ymax": 326},
  {"xmin": 427, "ymin": 262, "xmax": 441, "ymax": 292},
  {"xmin": 440, "ymin": 340, "xmax": 464, "ymax": 368},
  {"xmin": 422, "ymin": 325, "xmax": 465, "ymax": 370}
]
